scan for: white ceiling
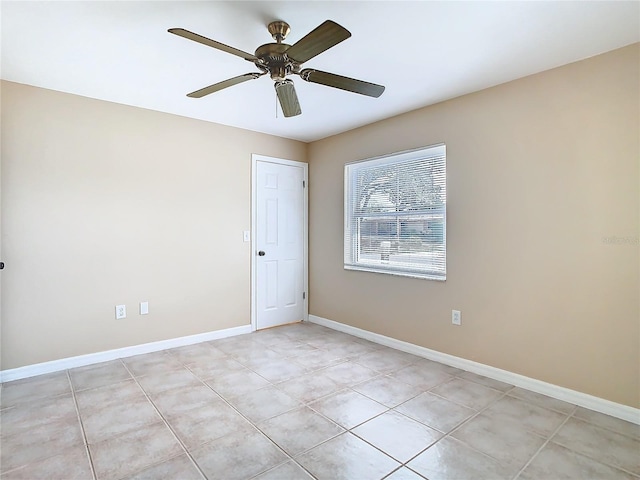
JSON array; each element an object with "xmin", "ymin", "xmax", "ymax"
[{"xmin": 2, "ymin": 1, "xmax": 638, "ymax": 142}]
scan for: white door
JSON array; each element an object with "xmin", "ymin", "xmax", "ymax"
[{"xmin": 253, "ymin": 156, "xmax": 307, "ymax": 330}]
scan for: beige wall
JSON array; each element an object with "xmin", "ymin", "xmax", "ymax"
[
  {"xmin": 1, "ymin": 81, "xmax": 306, "ymax": 369},
  {"xmin": 308, "ymin": 44, "xmax": 639, "ymax": 407}
]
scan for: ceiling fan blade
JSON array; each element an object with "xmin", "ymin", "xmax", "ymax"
[
  {"xmin": 299, "ymin": 69, "xmax": 385, "ymax": 98},
  {"xmin": 187, "ymin": 73, "xmax": 264, "ymax": 98},
  {"xmin": 168, "ymin": 28, "xmax": 258, "ymax": 61},
  {"xmin": 286, "ymin": 20, "xmax": 351, "ymax": 63},
  {"xmin": 275, "ymin": 80, "xmax": 302, "ymax": 117}
]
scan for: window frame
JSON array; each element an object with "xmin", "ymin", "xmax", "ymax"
[{"xmin": 344, "ymin": 144, "xmax": 447, "ymax": 281}]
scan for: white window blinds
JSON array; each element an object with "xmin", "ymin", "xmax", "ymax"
[{"xmin": 344, "ymin": 144, "xmax": 446, "ymax": 281}]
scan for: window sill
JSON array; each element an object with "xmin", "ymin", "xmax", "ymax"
[{"xmin": 344, "ymin": 264, "xmax": 446, "ymax": 281}]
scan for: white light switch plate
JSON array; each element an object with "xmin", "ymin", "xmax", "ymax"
[
  {"xmin": 140, "ymin": 301, "xmax": 149, "ymax": 315},
  {"xmin": 243, "ymin": 230, "xmax": 250, "ymax": 242}
]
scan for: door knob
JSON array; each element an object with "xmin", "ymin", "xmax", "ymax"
[{"xmin": 258, "ymin": 251, "xmax": 266, "ymax": 256}]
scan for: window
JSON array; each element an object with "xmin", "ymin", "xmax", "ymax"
[{"xmin": 344, "ymin": 144, "xmax": 446, "ymax": 280}]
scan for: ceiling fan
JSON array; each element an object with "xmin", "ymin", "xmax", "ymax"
[{"xmin": 168, "ymin": 20, "xmax": 385, "ymax": 117}]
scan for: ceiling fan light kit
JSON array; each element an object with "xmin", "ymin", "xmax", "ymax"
[
  {"xmin": 275, "ymin": 79, "xmax": 302, "ymax": 117},
  {"xmin": 168, "ymin": 19, "xmax": 385, "ymax": 118}
]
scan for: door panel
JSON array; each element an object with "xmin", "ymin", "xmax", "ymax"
[
  {"xmin": 256, "ymin": 160, "xmax": 305, "ymax": 329},
  {"xmin": 265, "ymin": 198, "xmax": 278, "ymax": 244},
  {"xmin": 265, "ymin": 261, "xmax": 278, "ymax": 310}
]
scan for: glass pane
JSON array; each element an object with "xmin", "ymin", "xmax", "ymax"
[
  {"xmin": 357, "ymin": 215, "xmax": 445, "ymax": 273},
  {"xmin": 354, "ymin": 156, "xmax": 445, "ymax": 215}
]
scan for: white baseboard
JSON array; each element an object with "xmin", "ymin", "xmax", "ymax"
[
  {"xmin": 308, "ymin": 315, "xmax": 640, "ymax": 425},
  {"xmin": 0, "ymin": 324, "xmax": 252, "ymax": 383}
]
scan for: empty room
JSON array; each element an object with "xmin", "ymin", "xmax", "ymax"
[{"xmin": 1, "ymin": 1, "xmax": 638, "ymax": 479}]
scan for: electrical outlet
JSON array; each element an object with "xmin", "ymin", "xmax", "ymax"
[
  {"xmin": 140, "ymin": 301, "xmax": 149, "ymax": 315},
  {"xmin": 115, "ymin": 305, "xmax": 126, "ymax": 320},
  {"xmin": 452, "ymin": 310, "xmax": 461, "ymax": 326}
]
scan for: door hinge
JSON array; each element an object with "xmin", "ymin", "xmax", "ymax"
[
  {"xmin": 303, "ymin": 180, "xmax": 306, "ymax": 188},
  {"xmin": 303, "ymin": 292, "xmax": 306, "ymax": 299}
]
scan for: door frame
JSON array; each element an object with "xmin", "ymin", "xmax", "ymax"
[{"xmin": 251, "ymin": 154, "xmax": 309, "ymax": 332}]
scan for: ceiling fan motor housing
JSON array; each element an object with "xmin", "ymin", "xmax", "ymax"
[{"xmin": 254, "ymin": 43, "xmax": 298, "ymax": 81}]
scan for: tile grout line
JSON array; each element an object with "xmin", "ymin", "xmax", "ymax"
[
  {"xmin": 282, "ymin": 384, "xmax": 433, "ymax": 480},
  {"xmin": 233, "ymin": 335, "xmax": 512, "ymax": 478},
  {"xmin": 248, "ymin": 324, "xmax": 498, "ymax": 470},
  {"xmin": 308, "ymin": 324, "xmax": 640, "ymax": 473},
  {"xmin": 425, "ymin": 372, "xmax": 640, "ymax": 477},
  {"xmin": 415, "ymin": 373, "xmax": 567, "ymax": 467},
  {"xmin": 283, "ymin": 359, "xmax": 453, "ymax": 476},
  {"xmin": 212, "ymin": 390, "xmax": 321, "ymax": 479},
  {"xmin": 326, "ymin": 335, "xmax": 602, "ymax": 476},
  {"xmin": 66, "ymin": 369, "xmax": 98, "ymax": 480},
  {"xmin": 119, "ymin": 361, "xmax": 209, "ymax": 480},
  {"xmin": 0, "ymin": 417, "xmax": 64, "ymax": 477},
  {"xmin": 511, "ymin": 405, "xmax": 577, "ymax": 480},
  {"xmin": 177, "ymin": 359, "xmax": 318, "ymax": 479},
  {"xmin": 199, "ymin": 334, "xmax": 389, "ymax": 478},
  {"xmin": 549, "ymin": 412, "xmax": 640, "ymax": 478},
  {"xmin": 567, "ymin": 406, "xmax": 640, "ymax": 440},
  {"xmin": 246, "ymin": 369, "xmax": 394, "ymax": 467},
  {"xmin": 397, "ymin": 388, "xmax": 516, "ymax": 469}
]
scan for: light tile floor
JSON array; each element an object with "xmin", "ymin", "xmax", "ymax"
[{"xmin": 1, "ymin": 322, "xmax": 638, "ymax": 479}]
